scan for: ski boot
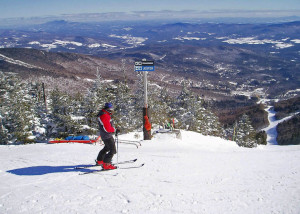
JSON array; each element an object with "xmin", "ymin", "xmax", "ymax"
[
  {"xmin": 96, "ymin": 160, "xmax": 104, "ymax": 166},
  {"xmin": 103, "ymin": 162, "xmax": 117, "ymax": 170}
]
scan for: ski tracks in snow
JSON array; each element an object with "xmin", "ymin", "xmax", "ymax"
[{"xmin": 1, "ymin": 134, "xmax": 300, "ymax": 213}]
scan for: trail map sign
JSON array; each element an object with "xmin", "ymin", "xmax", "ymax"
[{"xmin": 134, "ymin": 61, "xmax": 155, "ymax": 72}]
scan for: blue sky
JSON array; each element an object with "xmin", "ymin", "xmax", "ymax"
[{"xmin": 1, "ymin": 0, "xmax": 300, "ymax": 19}]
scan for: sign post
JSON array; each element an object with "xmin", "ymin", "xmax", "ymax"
[{"xmin": 135, "ymin": 60, "xmax": 155, "ymax": 140}]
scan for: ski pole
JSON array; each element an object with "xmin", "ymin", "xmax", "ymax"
[{"xmin": 115, "ymin": 131, "xmax": 119, "ymax": 168}]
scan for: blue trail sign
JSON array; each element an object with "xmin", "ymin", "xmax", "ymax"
[{"xmin": 134, "ymin": 61, "xmax": 155, "ymax": 72}]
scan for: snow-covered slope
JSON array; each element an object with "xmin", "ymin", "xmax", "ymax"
[
  {"xmin": 263, "ymin": 105, "xmax": 299, "ymax": 145},
  {"xmin": 1, "ymin": 131, "xmax": 299, "ymax": 214}
]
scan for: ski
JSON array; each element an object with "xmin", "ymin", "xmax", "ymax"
[
  {"xmin": 79, "ymin": 163, "xmax": 144, "ymax": 175},
  {"xmin": 74, "ymin": 158, "xmax": 137, "ymax": 169}
]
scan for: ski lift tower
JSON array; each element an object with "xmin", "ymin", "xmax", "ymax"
[{"xmin": 134, "ymin": 59, "xmax": 155, "ymax": 140}]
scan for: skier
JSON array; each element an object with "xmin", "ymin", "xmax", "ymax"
[{"xmin": 96, "ymin": 102, "xmax": 119, "ymax": 170}]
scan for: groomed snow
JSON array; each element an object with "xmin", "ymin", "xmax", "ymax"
[
  {"xmin": 1, "ymin": 130, "xmax": 299, "ymax": 214},
  {"xmin": 263, "ymin": 106, "xmax": 300, "ymax": 145}
]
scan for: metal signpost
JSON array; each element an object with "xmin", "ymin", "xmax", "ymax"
[{"xmin": 134, "ymin": 60, "xmax": 155, "ymax": 140}]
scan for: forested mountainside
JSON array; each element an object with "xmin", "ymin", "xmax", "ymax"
[
  {"xmin": 277, "ymin": 114, "xmax": 300, "ymax": 145},
  {"xmin": 274, "ymin": 96, "xmax": 300, "ymax": 120}
]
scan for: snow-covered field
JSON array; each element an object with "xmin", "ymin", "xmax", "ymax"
[{"xmin": 1, "ymin": 131, "xmax": 300, "ymax": 214}]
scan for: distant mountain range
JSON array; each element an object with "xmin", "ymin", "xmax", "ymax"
[
  {"xmin": 0, "ymin": 20, "xmax": 299, "ymax": 100},
  {"xmin": 1, "ymin": 12, "xmax": 300, "ymax": 27}
]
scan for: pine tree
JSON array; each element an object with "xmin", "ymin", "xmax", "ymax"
[
  {"xmin": 48, "ymin": 88, "xmax": 81, "ymax": 138},
  {"xmin": 83, "ymin": 71, "xmax": 110, "ymax": 133},
  {"xmin": 0, "ymin": 72, "xmax": 36, "ymax": 144},
  {"xmin": 113, "ymin": 81, "xmax": 136, "ymax": 132},
  {"xmin": 171, "ymin": 81, "xmax": 224, "ymax": 136},
  {"xmin": 149, "ymin": 86, "xmax": 174, "ymax": 127},
  {"xmin": 29, "ymin": 81, "xmax": 49, "ymax": 142},
  {"xmin": 235, "ymin": 114, "xmax": 257, "ymax": 148}
]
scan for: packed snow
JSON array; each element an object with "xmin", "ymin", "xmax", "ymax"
[
  {"xmin": 262, "ymin": 105, "xmax": 300, "ymax": 145},
  {"xmin": 1, "ymin": 130, "xmax": 299, "ymax": 214}
]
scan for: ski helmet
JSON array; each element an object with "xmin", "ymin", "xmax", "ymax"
[{"xmin": 104, "ymin": 102, "xmax": 113, "ymax": 109}]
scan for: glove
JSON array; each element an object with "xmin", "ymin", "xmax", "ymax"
[{"xmin": 115, "ymin": 128, "xmax": 120, "ymax": 135}]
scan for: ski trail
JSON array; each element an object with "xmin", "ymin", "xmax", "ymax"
[{"xmin": 263, "ymin": 106, "xmax": 297, "ymax": 145}]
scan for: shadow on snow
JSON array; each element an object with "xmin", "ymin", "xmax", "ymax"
[{"xmin": 7, "ymin": 164, "xmax": 97, "ymax": 176}]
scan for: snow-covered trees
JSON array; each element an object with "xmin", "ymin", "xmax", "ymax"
[
  {"xmin": 170, "ymin": 81, "xmax": 224, "ymax": 136},
  {"xmin": 83, "ymin": 71, "xmax": 108, "ymax": 132},
  {"xmin": 149, "ymin": 85, "xmax": 174, "ymax": 127},
  {"xmin": 114, "ymin": 81, "xmax": 137, "ymax": 132},
  {"xmin": 0, "ymin": 72, "xmax": 36, "ymax": 144},
  {"xmin": 48, "ymin": 89, "xmax": 82, "ymax": 137},
  {"xmin": 0, "ymin": 70, "xmax": 261, "ymax": 146},
  {"xmin": 234, "ymin": 114, "xmax": 257, "ymax": 148}
]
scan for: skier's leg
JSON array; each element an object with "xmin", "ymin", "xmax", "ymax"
[
  {"xmin": 97, "ymin": 143, "xmax": 109, "ymax": 161},
  {"xmin": 103, "ymin": 137, "xmax": 116, "ymax": 163}
]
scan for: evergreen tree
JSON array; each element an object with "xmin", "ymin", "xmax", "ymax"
[
  {"xmin": 83, "ymin": 71, "xmax": 110, "ymax": 133},
  {"xmin": 149, "ymin": 86, "xmax": 174, "ymax": 127},
  {"xmin": 0, "ymin": 72, "xmax": 36, "ymax": 144},
  {"xmin": 113, "ymin": 81, "xmax": 136, "ymax": 132},
  {"xmin": 48, "ymin": 88, "xmax": 81, "ymax": 138},
  {"xmin": 29, "ymin": 82, "xmax": 49, "ymax": 142},
  {"xmin": 171, "ymin": 81, "xmax": 224, "ymax": 136},
  {"xmin": 235, "ymin": 114, "xmax": 257, "ymax": 148}
]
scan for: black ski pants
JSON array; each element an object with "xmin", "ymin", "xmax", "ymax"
[{"xmin": 97, "ymin": 137, "xmax": 116, "ymax": 163}]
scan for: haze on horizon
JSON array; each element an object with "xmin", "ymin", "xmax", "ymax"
[{"xmin": 1, "ymin": 0, "xmax": 300, "ymax": 20}]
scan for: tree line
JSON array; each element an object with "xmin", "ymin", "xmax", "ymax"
[{"xmin": 0, "ymin": 71, "xmax": 262, "ymax": 147}]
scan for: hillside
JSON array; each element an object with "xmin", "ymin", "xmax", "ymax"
[
  {"xmin": 274, "ymin": 96, "xmax": 300, "ymax": 120},
  {"xmin": 277, "ymin": 114, "xmax": 300, "ymax": 145},
  {"xmin": 0, "ymin": 48, "xmax": 137, "ymax": 80},
  {"xmin": 1, "ymin": 131, "xmax": 299, "ymax": 213}
]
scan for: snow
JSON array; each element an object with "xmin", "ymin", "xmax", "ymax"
[
  {"xmin": 291, "ymin": 39, "xmax": 300, "ymax": 44},
  {"xmin": 53, "ymin": 40, "xmax": 83, "ymax": 47},
  {"xmin": 28, "ymin": 40, "xmax": 84, "ymax": 50},
  {"xmin": 109, "ymin": 34, "xmax": 147, "ymax": 46},
  {"xmin": 274, "ymin": 43, "xmax": 294, "ymax": 49},
  {"xmin": 1, "ymin": 130, "xmax": 300, "ymax": 213},
  {"xmin": 284, "ymin": 88, "xmax": 300, "ymax": 97},
  {"xmin": 88, "ymin": 43, "xmax": 117, "ymax": 48},
  {"xmin": 88, "ymin": 43, "xmax": 101, "ymax": 48},
  {"xmin": 174, "ymin": 36, "xmax": 206, "ymax": 41},
  {"xmin": 40, "ymin": 43, "xmax": 57, "ymax": 50},
  {"xmin": 263, "ymin": 106, "xmax": 300, "ymax": 145},
  {"xmin": 28, "ymin": 41, "xmax": 40, "ymax": 45},
  {"xmin": 222, "ymin": 37, "xmax": 295, "ymax": 49}
]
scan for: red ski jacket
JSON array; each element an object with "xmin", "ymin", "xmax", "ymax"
[{"xmin": 97, "ymin": 109, "xmax": 115, "ymax": 140}]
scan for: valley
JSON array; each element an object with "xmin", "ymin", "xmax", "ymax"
[{"xmin": 0, "ymin": 19, "xmax": 299, "ymax": 143}]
